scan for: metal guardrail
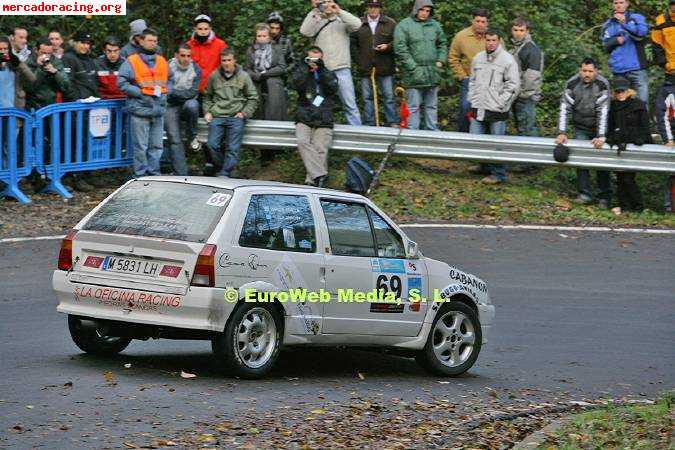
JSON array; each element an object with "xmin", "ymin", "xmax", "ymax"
[{"xmin": 198, "ymin": 120, "xmax": 675, "ymax": 174}]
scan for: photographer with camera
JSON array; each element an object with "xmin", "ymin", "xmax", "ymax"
[
  {"xmin": 290, "ymin": 46, "xmax": 339, "ymax": 187},
  {"xmin": 0, "ymin": 36, "xmax": 36, "ymax": 109},
  {"xmin": 300, "ymin": 0, "xmax": 362, "ymax": 126},
  {"xmin": 26, "ymin": 38, "xmax": 71, "ymax": 110}
]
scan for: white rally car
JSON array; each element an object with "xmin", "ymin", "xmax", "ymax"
[{"xmin": 53, "ymin": 177, "xmax": 494, "ymax": 378}]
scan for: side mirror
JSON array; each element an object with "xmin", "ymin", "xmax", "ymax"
[{"xmin": 407, "ymin": 240, "xmax": 420, "ymax": 259}]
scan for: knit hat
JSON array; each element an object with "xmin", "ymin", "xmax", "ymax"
[
  {"xmin": 267, "ymin": 11, "xmax": 284, "ymax": 25},
  {"xmin": 553, "ymin": 144, "xmax": 570, "ymax": 163},
  {"xmin": 194, "ymin": 14, "xmax": 212, "ymax": 24},
  {"xmin": 73, "ymin": 30, "xmax": 92, "ymax": 43},
  {"xmin": 129, "ymin": 19, "xmax": 147, "ymax": 39}
]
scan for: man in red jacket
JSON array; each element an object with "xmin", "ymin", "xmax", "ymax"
[
  {"xmin": 187, "ymin": 14, "xmax": 227, "ymax": 153},
  {"xmin": 188, "ymin": 14, "xmax": 227, "ymax": 94},
  {"xmin": 95, "ymin": 36, "xmax": 126, "ymax": 99}
]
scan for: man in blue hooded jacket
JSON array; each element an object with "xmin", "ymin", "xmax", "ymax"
[{"xmin": 601, "ymin": 0, "xmax": 649, "ymax": 102}]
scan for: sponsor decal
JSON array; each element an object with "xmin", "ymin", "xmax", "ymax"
[
  {"xmin": 405, "ymin": 260, "xmax": 421, "ymax": 275},
  {"xmin": 379, "ymin": 259, "xmax": 405, "ymax": 274},
  {"xmin": 73, "ymin": 286, "xmax": 181, "ymax": 311},
  {"xmin": 218, "ymin": 253, "xmax": 246, "ymax": 269},
  {"xmin": 448, "ymin": 269, "xmax": 487, "ymax": 294}
]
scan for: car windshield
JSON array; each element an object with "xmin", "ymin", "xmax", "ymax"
[{"xmin": 82, "ymin": 181, "xmax": 233, "ymax": 242}]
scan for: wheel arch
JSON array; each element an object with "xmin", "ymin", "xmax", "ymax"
[
  {"xmin": 448, "ymin": 293, "xmax": 479, "ymax": 316},
  {"xmin": 230, "ymin": 281, "xmax": 287, "ymax": 333}
]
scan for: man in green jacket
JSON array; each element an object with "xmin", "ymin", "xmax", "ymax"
[
  {"xmin": 203, "ymin": 48, "xmax": 259, "ymax": 178},
  {"xmin": 393, "ymin": 0, "xmax": 447, "ymax": 130},
  {"xmin": 25, "ymin": 38, "xmax": 71, "ymax": 110}
]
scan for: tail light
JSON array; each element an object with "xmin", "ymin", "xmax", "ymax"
[
  {"xmin": 191, "ymin": 244, "xmax": 217, "ymax": 287},
  {"xmin": 58, "ymin": 230, "xmax": 78, "ymax": 271}
]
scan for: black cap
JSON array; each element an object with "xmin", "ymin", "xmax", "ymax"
[
  {"xmin": 553, "ymin": 144, "xmax": 570, "ymax": 163},
  {"xmin": 613, "ymin": 77, "xmax": 631, "ymax": 92},
  {"xmin": 73, "ymin": 30, "xmax": 93, "ymax": 43}
]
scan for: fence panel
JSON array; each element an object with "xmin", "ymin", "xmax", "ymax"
[
  {"xmin": 33, "ymin": 100, "xmax": 131, "ymax": 199},
  {"xmin": 0, "ymin": 108, "xmax": 34, "ymax": 204}
]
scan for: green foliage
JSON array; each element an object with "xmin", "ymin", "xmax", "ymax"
[{"xmin": 0, "ymin": 0, "xmax": 672, "ymax": 133}]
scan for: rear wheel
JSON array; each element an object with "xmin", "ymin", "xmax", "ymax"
[
  {"xmin": 68, "ymin": 315, "xmax": 131, "ymax": 356},
  {"xmin": 212, "ymin": 303, "xmax": 282, "ymax": 379},
  {"xmin": 416, "ymin": 302, "xmax": 482, "ymax": 376}
]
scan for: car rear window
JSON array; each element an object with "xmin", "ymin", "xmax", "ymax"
[{"xmin": 82, "ymin": 181, "xmax": 232, "ymax": 242}]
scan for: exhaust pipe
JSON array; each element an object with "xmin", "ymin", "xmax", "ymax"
[{"xmin": 77, "ymin": 318, "xmax": 111, "ymax": 336}]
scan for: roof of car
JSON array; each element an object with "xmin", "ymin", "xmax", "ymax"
[{"xmin": 138, "ymin": 176, "xmax": 367, "ymax": 199}]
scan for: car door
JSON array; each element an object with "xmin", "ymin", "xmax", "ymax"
[
  {"xmin": 319, "ymin": 198, "xmax": 428, "ymax": 336},
  {"xmin": 220, "ymin": 192, "xmax": 325, "ymax": 336}
]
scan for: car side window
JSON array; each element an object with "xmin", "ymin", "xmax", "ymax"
[
  {"xmin": 320, "ymin": 200, "xmax": 376, "ymax": 257},
  {"xmin": 369, "ymin": 208, "xmax": 406, "ymax": 259},
  {"xmin": 239, "ymin": 194, "xmax": 316, "ymax": 253}
]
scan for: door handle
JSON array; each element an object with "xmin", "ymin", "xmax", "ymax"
[{"xmin": 319, "ymin": 266, "xmax": 326, "ymax": 282}]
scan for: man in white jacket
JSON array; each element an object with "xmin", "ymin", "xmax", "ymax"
[
  {"xmin": 468, "ymin": 29, "xmax": 520, "ymax": 184},
  {"xmin": 300, "ymin": 0, "xmax": 362, "ymax": 125}
]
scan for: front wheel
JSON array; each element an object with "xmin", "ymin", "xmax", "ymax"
[
  {"xmin": 68, "ymin": 315, "xmax": 132, "ymax": 356},
  {"xmin": 416, "ymin": 302, "xmax": 482, "ymax": 376},
  {"xmin": 212, "ymin": 303, "xmax": 282, "ymax": 379}
]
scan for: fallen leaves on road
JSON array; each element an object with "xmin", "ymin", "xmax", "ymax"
[{"xmin": 103, "ymin": 371, "xmax": 116, "ymax": 385}]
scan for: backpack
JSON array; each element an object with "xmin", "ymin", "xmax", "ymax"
[{"xmin": 344, "ymin": 157, "xmax": 374, "ymax": 194}]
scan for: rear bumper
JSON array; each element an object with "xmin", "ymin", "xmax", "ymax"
[{"xmin": 53, "ymin": 270, "xmax": 234, "ymax": 332}]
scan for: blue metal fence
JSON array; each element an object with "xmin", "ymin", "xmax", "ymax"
[
  {"xmin": 0, "ymin": 108, "xmax": 34, "ymax": 203},
  {"xmin": 0, "ymin": 100, "xmax": 131, "ymax": 203},
  {"xmin": 32, "ymin": 100, "xmax": 131, "ymax": 199}
]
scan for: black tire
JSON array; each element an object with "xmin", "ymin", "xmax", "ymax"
[
  {"xmin": 416, "ymin": 302, "xmax": 482, "ymax": 376},
  {"xmin": 212, "ymin": 302, "xmax": 282, "ymax": 379},
  {"xmin": 68, "ymin": 315, "xmax": 131, "ymax": 356}
]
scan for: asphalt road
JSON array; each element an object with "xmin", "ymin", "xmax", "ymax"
[{"xmin": 0, "ymin": 228, "xmax": 673, "ymax": 449}]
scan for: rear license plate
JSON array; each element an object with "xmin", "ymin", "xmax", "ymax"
[{"xmin": 102, "ymin": 256, "xmax": 160, "ymax": 277}]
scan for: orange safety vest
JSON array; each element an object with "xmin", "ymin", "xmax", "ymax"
[{"xmin": 127, "ymin": 53, "xmax": 169, "ymax": 96}]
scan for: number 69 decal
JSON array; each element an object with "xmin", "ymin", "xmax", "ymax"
[{"xmin": 376, "ymin": 274, "xmax": 403, "ymax": 299}]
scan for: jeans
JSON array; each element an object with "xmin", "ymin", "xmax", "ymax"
[
  {"xmin": 512, "ymin": 98, "xmax": 538, "ymax": 137},
  {"xmin": 206, "ymin": 117, "xmax": 245, "ymax": 177},
  {"xmin": 469, "ymin": 118, "xmax": 507, "ymax": 181},
  {"xmin": 360, "ymin": 75, "xmax": 397, "ymax": 126},
  {"xmin": 457, "ymin": 78, "xmax": 471, "ymax": 133},
  {"xmin": 619, "ymin": 69, "xmax": 649, "ymax": 104},
  {"xmin": 130, "ymin": 114, "xmax": 164, "ymax": 178},
  {"xmin": 334, "ymin": 68, "xmax": 362, "ymax": 126},
  {"xmin": 163, "ymin": 99, "xmax": 199, "ymax": 176},
  {"xmin": 574, "ymin": 129, "xmax": 612, "ymax": 201},
  {"xmin": 406, "ymin": 86, "xmax": 439, "ymax": 131}
]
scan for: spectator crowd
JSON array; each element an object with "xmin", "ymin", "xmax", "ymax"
[{"xmin": 2, "ymin": 0, "xmax": 675, "ymax": 214}]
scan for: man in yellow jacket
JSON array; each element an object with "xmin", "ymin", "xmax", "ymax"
[{"xmin": 652, "ymin": 1, "xmax": 675, "ymax": 75}]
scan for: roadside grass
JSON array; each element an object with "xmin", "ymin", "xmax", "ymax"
[
  {"xmin": 537, "ymin": 392, "xmax": 674, "ymax": 450},
  {"xmin": 242, "ymin": 149, "xmax": 675, "ymax": 228}
]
